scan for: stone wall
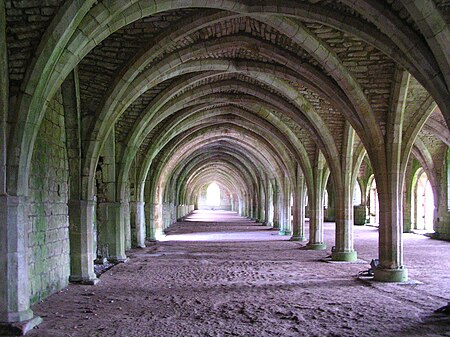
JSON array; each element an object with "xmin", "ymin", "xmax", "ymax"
[
  {"xmin": 435, "ymin": 148, "xmax": 450, "ymax": 240},
  {"xmin": 28, "ymin": 88, "xmax": 70, "ymax": 303}
]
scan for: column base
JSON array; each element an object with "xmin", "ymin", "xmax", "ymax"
[
  {"xmin": 278, "ymin": 230, "xmax": 292, "ymax": 236},
  {"xmin": 290, "ymin": 236, "xmax": 307, "ymax": 241},
  {"xmin": 69, "ymin": 275, "xmax": 99, "ymax": 285},
  {"xmin": 107, "ymin": 256, "xmax": 129, "ymax": 264},
  {"xmin": 306, "ymin": 242, "xmax": 327, "ymax": 250},
  {"xmin": 95, "ymin": 257, "xmax": 108, "ymax": 265},
  {"xmin": 0, "ymin": 315, "xmax": 43, "ymax": 336},
  {"xmin": 374, "ymin": 267, "xmax": 408, "ymax": 282},
  {"xmin": 331, "ymin": 250, "xmax": 357, "ymax": 262}
]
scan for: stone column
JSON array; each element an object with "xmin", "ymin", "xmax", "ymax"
[
  {"xmin": 0, "ymin": 195, "xmax": 42, "ymax": 334},
  {"xmin": 68, "ymin": 199, "xmax": 98, "ymax": 284},
  {"xmin": 96, "ymin": 130, "xmax": 127, "ymax": 263},
  {"xmin": 98, "ymin": 202, "xmax": 127, "ymax": 263},
  {"xmin": 307, "ymin": 190, "xmax": 326, "ymax": 249},
  {"xmin": 403, "ymin": 180, "xmax": 413, "ymax": 233},
  {"xmin": 291, "ymin": 167, "xmax": 306, "ymax": 241},
  {"xmin": 411, "ymin": 180, "xmax": 418, "ymax": 230},
  {"xmin": 152, "ymin": 203, "xmax": 164, "ymax": 239},
  {"xmin": 267, "ymin": 179, "xmax": 274, "ymax": 226},
  {"xmin": 373, "ymin": 69, "xmax": 409, "ymax": 282},
  {"xmin": 258, "ymin": 180, "xmax": 265, "ymax": 222},
  {"xmin": 354, "ymin": 205, "xmax": 366, "ymax": 225},
  {"xmin": 122, "ymin": 199, "xmax": 131, "ymax": 250},
  {"xmin": 324, "ymin": 187, "xmax": 335, "ymax": 222},
  {"xmin": 435, "ymin": 148, "xmax": 450, "ymax": 240},
  {"xmin": 307, "ymin": 151, "xmax": 326, "ymax": 250},
  {"xmin": 272, "ymin": 182, "xmax": 280, "ymax": 229},
  {"xmin": 279, "ymin": 175, "xmax": 292, "ymax": 235},
  {"xmin": 333, "ymin": 186, "xmax": 357, "ymax": 261},
  {"xmin": 245, "ymin": 193, "xmax": 251, "ymax": 218},
  {"xmin": 130, "ymin": 201, "xmax": 146, "ymax": 248},
  {"xmin": 145, "ymin": 202, "xmax": 156, "ymax": 241},
  {"xmin": 375, "ymin": 180, "xmax": 408, "ymax": 281},
  {"xmin": 333, "ymin": 125, "xmax": 357, "ymax": 261},
  {"xmin": 61, "ymin": 68, "xmax": 100, "ymax": 282},
  {"xmin": 263, "ymin": 176, "xmax": 270, "ymax": 225}
]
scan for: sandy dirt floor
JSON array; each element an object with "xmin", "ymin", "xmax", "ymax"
[{"xmin": 27, "ymin": 211, "xmax": 450, "ymax": 337}]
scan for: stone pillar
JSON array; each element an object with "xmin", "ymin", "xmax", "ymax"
[
  {"xmin": 373, "ymin": 69, "xmax": 409, "ymax": 282},
  {"xmin": 332, "ymin": 125, "xmax": 357, "ymax": 261},
  {"xmin": 279, "ymin": 175, "xmax": 292, "ymax": 235},
  {"xmin": 324, "ymin": 187, "xmax": 335, "ymax": 222},
  {"xmin": 246, "ymin": 194, "xmax": 251, "ymax": 218},
  {"xmin": 97, "ymin": 202, "xmax": 127, "ymax": 263},
  {"xmin": 122, "ymin": 199, "xmax": 131, "ymax": 250},
  {"xmin": 402, "ymin": 163, "xmax": 414, "ymax": 233},
  {"xmin": 354, "ymin": 205, "xmax": 366, "ymax": 225},
  {"xmin": 96, "ymin": 130, "xmax": 127, "ymax": 263},
  {"xmin": 435, "ymin": 148, "xmax": 450, "ymax": 240},
  {"xmin": 307, "ymin": 190, "xmax": 326, "ymax": 250},
  {"xmin": 291, "ymin": 167, "xmax": 306, "ymax": 241},
  {"xmin": 68, "ymin": 199, "xmax": 98, "ymax": 284},
  {"xmin": 272, "ymin": 182, "xmax": 280, "ymax": 229},
  {"xmin": 177, "ymin": 205, "xmax": 183, "ymax": 219},
  {"xmin": 268, "ymin": 179, "xmax": 274, "ymax": 226},
  {"xmin": 375, "ymin": 185, "xmax": 408, "ymax": 282},
  {"xmin": 411, "ymin": 179, "xmax": 418, "ymax": 230},
  {"xmin": 152, "ymin": 203, "xmax": 164, "ymax": 239},
  {"xmin": 307, "ymin": 151, "xmax": 326, "ymax": 250},
  {"xmin": 263, "ymin": 176, "xmax": 270, "ymax": 225},
  {"xmin": 258, "ymin": 180, "xmax": 265, "ymax": 222},
  {"xmin": 333, "ymin": 187, "xmax": 357, "ymax": 261},
  {"xmin": 130, "ymin": 201, "xmax": 145, "ymax": 248},
  {"xmin": 0, "ymin": 195, "xmax": 42, "ymax": 334},
  {"xmin": 145, "ymin": 202, "xmax": 156, "ymax": 241}
]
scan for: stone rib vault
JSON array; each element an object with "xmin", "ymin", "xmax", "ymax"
[{"xmin": 0, "ymin": 0, "xmax": 449, "ymax": 335}]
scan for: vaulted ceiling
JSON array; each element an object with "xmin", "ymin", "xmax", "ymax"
[{"xmin": 5, "ymin": 0, "xmax": 449, "ymax": 202}]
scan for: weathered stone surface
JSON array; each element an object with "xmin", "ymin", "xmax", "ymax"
[
  {"xmin": 1, "ymin": 1, "xmax": 449, "ymax": 327},
  {"xmin": 28, "ymin": 88, "xmax": 70, "ymax": 304}
]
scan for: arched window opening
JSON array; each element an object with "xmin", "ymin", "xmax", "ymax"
[
  {"xmin": 206, "ymin": 182, "xmax": 221, "ymax": 207},
  {"xmin": 414, "ymin": 172, "xmax": 435, "ymax": 232},
  {"xmin": 323, "ymin": 189, "xmax": 328, "ymax": 209},
  {"xmin": 368, "ymin": 178, "xmax": 379, "ymax": 226},
  {"xmin": 353, "ymin": 182, "xmax": 362, "ymax": 206}
]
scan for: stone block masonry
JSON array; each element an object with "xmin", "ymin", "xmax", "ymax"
[{"xmin": 28, "ymin": 88, "xmax": 70, "ymax": 304}]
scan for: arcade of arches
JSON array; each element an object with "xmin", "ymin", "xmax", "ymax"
[{"xmin": 0, "ymin": 0, "xmax": 449, "ymax": 335}]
